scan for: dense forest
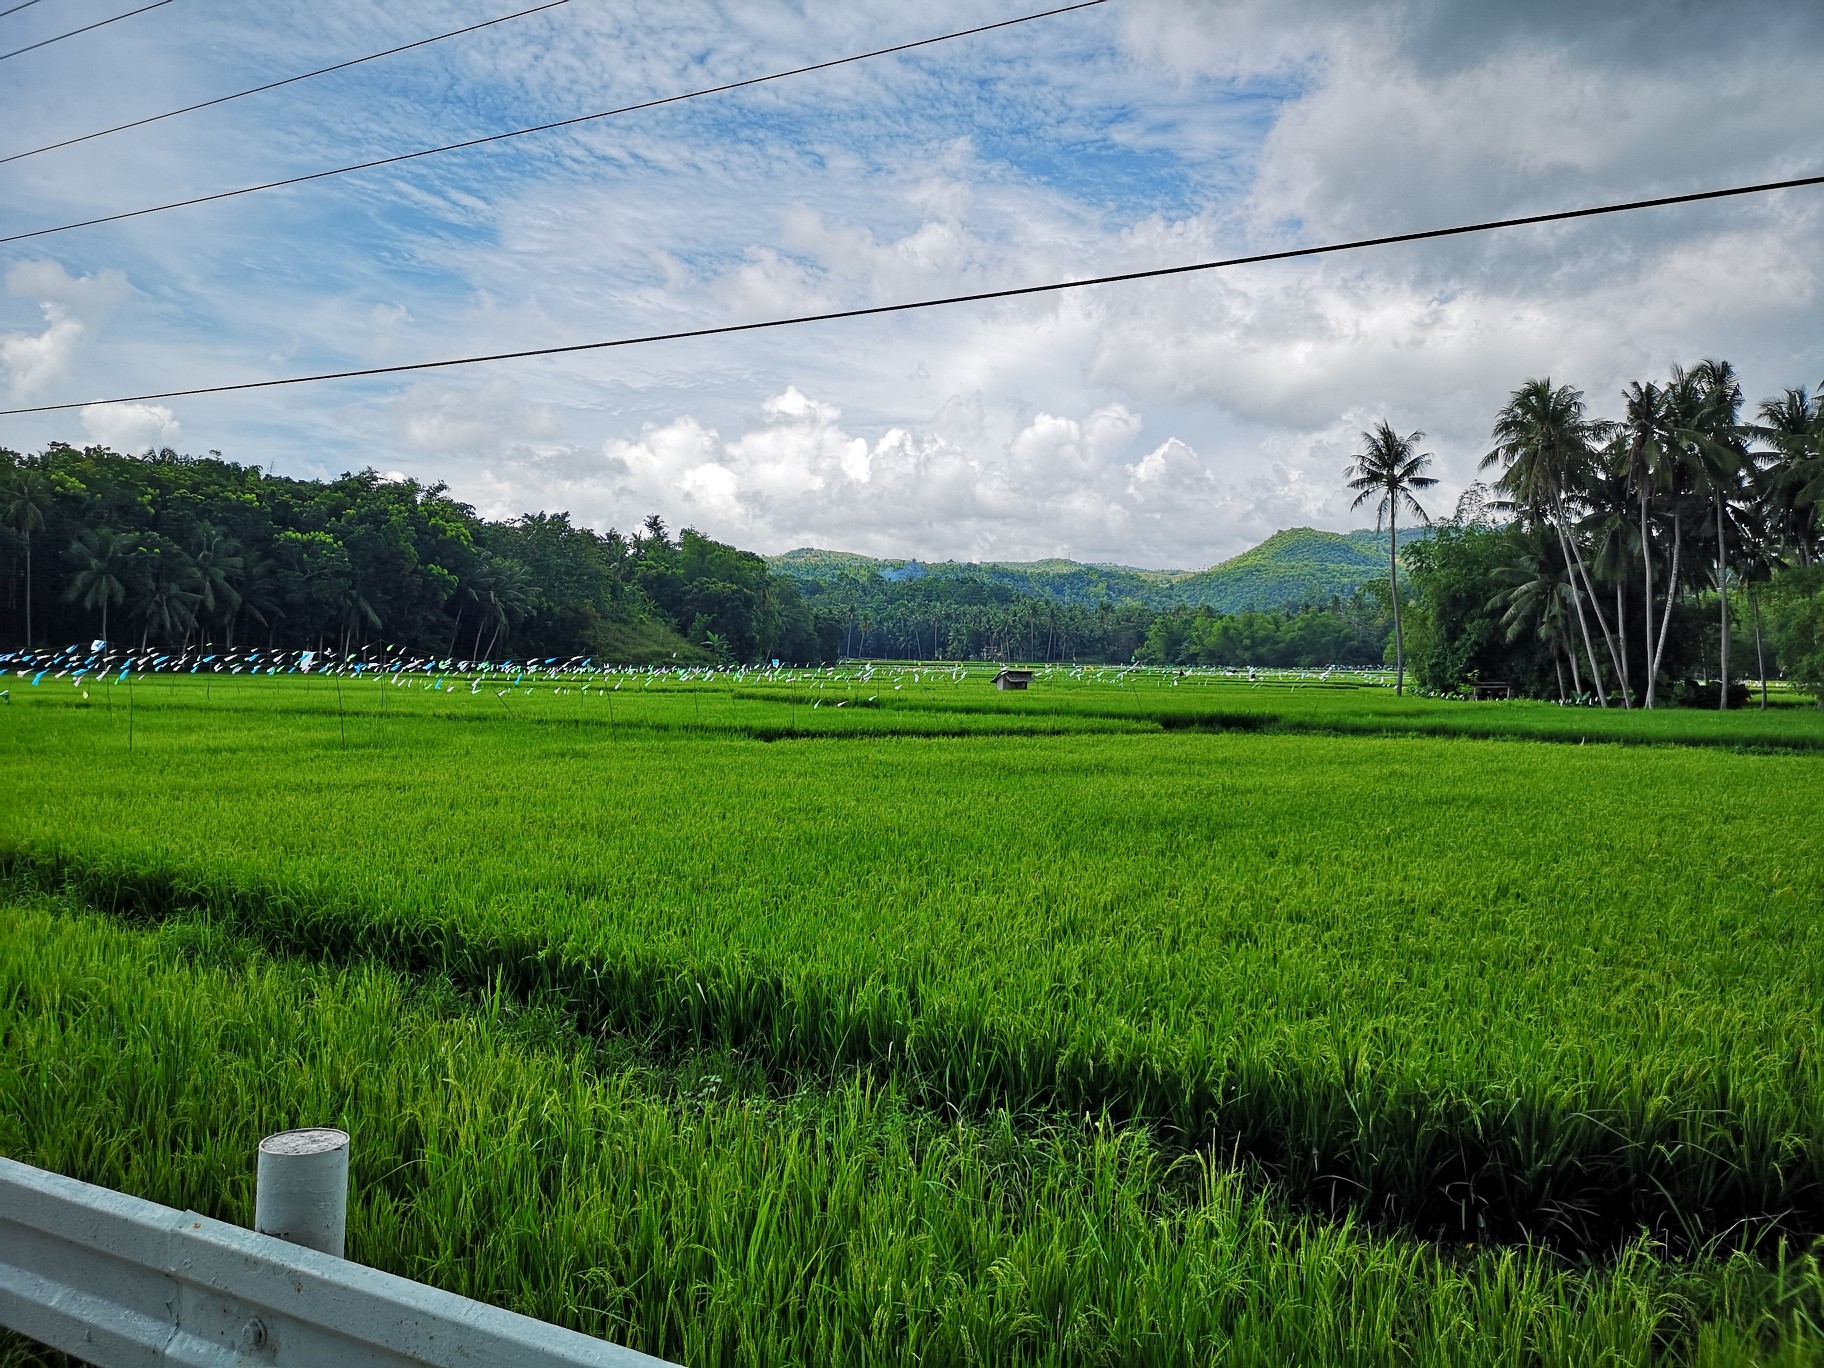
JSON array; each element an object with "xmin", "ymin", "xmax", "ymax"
[{"xmin": 0, "ymin": 444, "xmax": 838, "ymax": 665}]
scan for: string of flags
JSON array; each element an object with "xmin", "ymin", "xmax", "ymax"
[{"xmin": 0, "ymin": 641, "xmax": 1375, "ymax": 700}]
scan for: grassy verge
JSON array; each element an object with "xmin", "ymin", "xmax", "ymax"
[{"xmin": 5, "ymin": 898, "xmax": 1823, "ymax": 1366}]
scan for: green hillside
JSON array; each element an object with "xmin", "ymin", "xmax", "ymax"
[
  {"xmin": 1170, "ymin": 527, "xmax": 1383, "ymax": 610},
  {"xmin": 769, "ymin": 525, "xmax": 1428, "ymax": 612}
]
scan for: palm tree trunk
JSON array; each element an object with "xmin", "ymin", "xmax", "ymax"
[
  {"xmin": 1557, "ymin": 504, "xmax": 1628, "ymax": 707},
  {"xmin": 1556, "ymin": 524, "xmax": 1606, "ymax": 706},
  {"xmin": 1640, "ymin": 491, "xmax": 1656, "ymax": 707},
  {"xmin": 1553, "ymin": 651, "xmax": 1566, "ymax": 703},
  {"xmin": 1750, "ymin": 582, "xmax": 1767, "ymax": 710},
  {"xmin": 22, "ymin": 533, "xmax": 31, "ymax": 647},
  {"xmin": 1650, "ymin": 512, "xmax": 1682, "ymax": 691},
  {"xmin": 1716, "ymin": 497, "xmax": 1730, "ymax": 710},
  {"xmin": 1615, "ymin": 585, "xmax": 1629, "ymax": 705},
  {"xmin": 1389, "ymin": 506, "xmax": 1404, "ymax": 696}
]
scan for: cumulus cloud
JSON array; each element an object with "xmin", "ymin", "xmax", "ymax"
[
  {"xmin": 1, "ymin": 260, "xmax": 130, "ymax": 399},
  {"xmin": 392, "ymin": 374, "xmax": 561, "ymax": 458},
  {"xmin": 576, "ymin": 386, "xmax": 1333, "ymax": 566},
  {"xmin": 80, "ymin": 402, "xmax": 180, "ymax": 453}
]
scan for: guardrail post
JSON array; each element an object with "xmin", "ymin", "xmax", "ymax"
[{"xmin": 255, "ymin": 1127, "xmax": 349, "ymax": 1258}]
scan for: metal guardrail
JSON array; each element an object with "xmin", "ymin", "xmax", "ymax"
[{"xmin": 0, "ymin": 1156, "xmax": 677, "ymax": 1367}]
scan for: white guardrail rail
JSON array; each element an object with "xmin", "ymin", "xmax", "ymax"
[{"xmin": 0, "ymin": 1154, "xmax": 679, "ymax": 1367}]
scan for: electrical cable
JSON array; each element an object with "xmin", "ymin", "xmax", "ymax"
[
  {"xmin": 7, "ymin": 170, "xmax": 1820, "ymax": 418},
  {"xmin": 0, "ymin": 0, "xmax": 1110, "ymax": 244},
  {"xmin": 0, "ymin": 0, "xmax": 53, "ymax": 20},
  {"xmin": 1, "ymin": 0, "xmax": 574, "ymax": 166},
  {"xmin": 0, "ymin": 0, "xmax": 172, "ymax": 62}
]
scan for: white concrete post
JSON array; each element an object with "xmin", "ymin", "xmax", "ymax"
[{"xmin": 255, "ymin": 1128, "xmax": 350, "ymax": 1258}]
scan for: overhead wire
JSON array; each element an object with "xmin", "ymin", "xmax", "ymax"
[
  {"xmin": 8, "ymin": 170, "xmax": 1821, "ymax": 418},
  {"xmin": 0, "ymin": 0, "xmax": 53, "ymax": 20},
  {"xmin": 0, "ymin": 0, "xmax": 1111, "ymax": 245},
  {"xmin": 0, "ymin": 0, "xmax": 172, "ymax": 62},
  {"xmin": 1, "ymin": 0, "xmax": 575, "ymax": 166}
]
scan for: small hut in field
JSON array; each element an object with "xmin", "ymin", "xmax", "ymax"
[{"xmin": 993, "ymin": 669, "xmax": 1034, "ymax": 691}]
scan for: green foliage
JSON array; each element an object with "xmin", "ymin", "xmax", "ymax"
[
  {"xmin": 12, "ymin": 900, "xmax": 1822, "ymax": 1366},
  {"xmin": 771, "ymin": 526, "xmax": 1426, "ymax": 616},
  {"xmin": 1136, "ymin": 594, "xmax": 1390, "ymax": 667},
  {"xmin": 1179, "ymin": 526, "xmax": 1387, "ymax": 610},
  {"xmin": 0, "ymin": 446, "xmax": 835, "ymax": 664},
  {"xmin": 1766, "ymin": 565, "xmax": 1824, "ymax": 700},
  {"xmin": 1403, "ymin": 523, "xmax": 1555, "ymax": 696}
]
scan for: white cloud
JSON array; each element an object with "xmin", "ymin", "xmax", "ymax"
[
  {"xmin": 577, "ymin": 386, "xmax": 1335, "ymax": 566},
  {"xmin": 80, "ymin": 402, "xmax": 180, "ymax": 453},
  {"xmin": 393, "ymin": 374, "xmax": 561, "ymax": 458},
  {"xmin": 1, "ymin": 260, "xmax": 130, "ymax": 399}
]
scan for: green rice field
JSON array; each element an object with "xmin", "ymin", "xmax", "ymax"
[{"xmin": 5, "ymin": 664, "xmax": 1824, "ymax": 1364}]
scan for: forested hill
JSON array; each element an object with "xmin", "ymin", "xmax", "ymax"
[{"xmin": 770, "ymin": 525, "xmax": 1428, "ymax": 612}]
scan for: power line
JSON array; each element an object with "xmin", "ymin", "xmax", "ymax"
[
  {"xmin": 7, "ymin": 171, "xmax": 1821, "ymax": 419},
  {"xmin": 0, "ymin": 0, "xmax": 54, "ymax": 20},
  {"xmin": 0, "ymin": 0, "xmax": 172, "ymax": 62},
  {"xmin": 0, "ymin": 0, "xmax": 1110, "ymax": 244},
  {"xmin": 1, "ymin": 0, "xmax": 575, "ymax": 167}
]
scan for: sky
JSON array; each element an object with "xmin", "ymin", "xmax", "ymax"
[{"xmin": 1, "ymin": 0, "xmax": 1820, "ymax": 569}]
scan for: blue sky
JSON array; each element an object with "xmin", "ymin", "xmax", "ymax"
[{"xmin": 2, "ymin": 0, "xmax": 1821, "ymax": 567}]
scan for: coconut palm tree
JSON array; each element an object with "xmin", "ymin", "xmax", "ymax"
[
  {"xmin": 128, "ymin": 535, "xmax": 202, "ymax": 648},
  {"xmin": 230, "ymin": 546, "xmax": 280, "ymax": 649},
  {"xmin": 334, "ymin": 583, "xmax": 381, "ymax": 656},
  {"xmin": 1580, "ymin": 450, "xmax": 1640, "ymax": 706},
  {"xmin": 1482, "ymin": 379, "xmax": 1626, "ymax": 706},
  {"xmin": 189, "ymin": 525, "xmax": 244, "ymax": 646},
  {"xmin": 64, "ymin": 526, "xmax": 134, "ymax": 643},
  {"xmin": 1678, "ymin": 359, "xmax": 1751, "ymax": 709},
  {"xmin": 1731, "ymin": 490, "xmax": 1778, "ymax": 710},
  {"xmin": 1343, "ymin": 421, "xmax": 1437, "ymax": 696},
  {"xmin": 472, "ymin": 557, "xmax": 534, "ymax": 662},
  {"xmin": 1, "ymin": 463, "xmax": 53, "ymax": 647},
  {"xmin": 1643, "ymin": 366, "xmax": 1719, "ymax": 696},
  {"xmin": 1494, "ymin": 523, "xmax": 1580, "ymax": 700},
  {"xmin": 1752, "ymin": 383, "xmax": 1823, "ymax": 565},
  {"xmin": 1617, "ymin": 379, "xmax": 1675, "ymax": 705}
]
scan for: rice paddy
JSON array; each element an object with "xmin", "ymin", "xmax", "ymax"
[{"xmin": 4, "ymin": 663, "xmax": 1823, "ymax": 1364}]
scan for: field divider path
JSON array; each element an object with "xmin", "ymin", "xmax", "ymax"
[{"xmin": 729, "ymin": 687, "xmax": 1824, "ymax": 751}]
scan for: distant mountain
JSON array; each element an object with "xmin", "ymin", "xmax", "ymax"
[{"xmin": 769, "ymin": 525, "xmax": 1429, "ymax": 613}]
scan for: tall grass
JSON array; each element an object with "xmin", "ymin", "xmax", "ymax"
[
  {"xmin": 5, "ymin": 900, "xmax": 1822, "ymax": 1366},
  {"xmin": 3, "ymin": 677, "xmax": 1820, "ymax": 1250}
]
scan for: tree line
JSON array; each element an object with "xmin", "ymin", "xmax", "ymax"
[
  {"xmin": 1345, "ymin": 362, "xmax": 1824, "ymax": 706},
  {"xmin": 1134, "ymin": 592, "xmax": 1394, "ymax": 669},
  {"xmin": 782, "ymin": 563, "xmax": 1392, "ymax": 666},
  {"xmin": 0, "ymin": 444, "xmax": 839, "ymax": 665},
  {"xmin": 0, "ymin": 442, "xmax": 1403, "ymax": 668}
]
